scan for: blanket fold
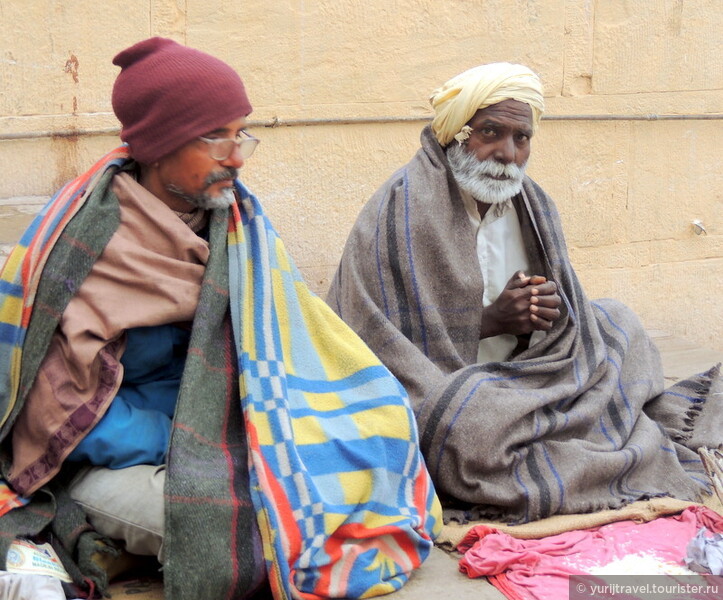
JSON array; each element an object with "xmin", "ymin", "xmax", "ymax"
[
  {"xmin": 0, "ymin": 147, "xmax": 441, "ymax": 599},
  {"xmin": 328, "ymin": 125, "xmax": 721, "ymax": 523}
]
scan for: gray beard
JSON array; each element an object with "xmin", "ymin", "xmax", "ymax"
[
  {"xmin": 166, "ymin": 168, "xmax": 238, "ymax": 210},
  {"xmin": 447, "ymin": 144, "xmax": 526, "ymax": 205}
]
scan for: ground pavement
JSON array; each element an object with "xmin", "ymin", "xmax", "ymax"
[{"xmin": 0, "ymin": 198, "xmax": 719, "ymax": 599}]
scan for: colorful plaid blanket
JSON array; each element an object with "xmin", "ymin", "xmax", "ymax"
[
  {"xmin": 227, "ymin": 181, "xmax": 441, "ymax": 598},
  {"xmin": 0, "ymin": 147, "xmax": 441, "ymax": 599}
]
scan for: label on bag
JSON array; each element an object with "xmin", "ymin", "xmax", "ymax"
[{"xmin": 5, "ymin": 538, "xmax": 72, "ymax": 582}]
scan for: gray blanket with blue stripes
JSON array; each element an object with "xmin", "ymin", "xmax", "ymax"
[{"xmin": 327, "ymin": 125, "xmax": 721, "ymax": 523}]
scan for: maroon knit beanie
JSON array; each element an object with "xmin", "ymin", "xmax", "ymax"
[{"xmin": 112, "ymin": 37, "xmax": 252, "ymax": 164}]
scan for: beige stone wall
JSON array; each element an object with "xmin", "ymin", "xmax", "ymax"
[{"xmin": 1, "ymin": 0, "xmax": 720, "ymax": 349}]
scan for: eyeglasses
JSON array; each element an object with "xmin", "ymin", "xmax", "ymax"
[{"xmin": 198, "ymin": 129, "xmax": 260, "ymax": 161}]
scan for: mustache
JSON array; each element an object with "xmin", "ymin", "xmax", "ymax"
[
  {"xmin": 204, "ymin": 167, "xmax": 238, "ymax": 187},
  {"xmin": 474, "ymin": 159, "xmax": 526, "ymax": 180}
]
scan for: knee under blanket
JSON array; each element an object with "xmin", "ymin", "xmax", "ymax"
[
  {"xmin": 327, "ymin": 125, "xmax": 722, "ymax": 523},
  {"xmin": 0, "ymin": 147, "xmax": 441, "ymax": 599}
]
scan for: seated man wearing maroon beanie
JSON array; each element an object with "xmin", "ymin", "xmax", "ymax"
[{"xmin": 0, "ymin": 38, "xmax": 440, "ymax": 600}]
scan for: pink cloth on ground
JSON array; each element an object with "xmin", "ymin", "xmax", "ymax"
[{"xmin": 458, "ymin": 506, "xmax": 723, "ymax": 600}]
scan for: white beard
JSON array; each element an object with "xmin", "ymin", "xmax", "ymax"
[{"xmin": 447, "ymin": 144, "xmax": 526, "ymax": 205}]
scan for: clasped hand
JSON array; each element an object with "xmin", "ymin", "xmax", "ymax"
[{"xmin": 480, "ymin": 271, "xmax": 561, "ymax": 338}]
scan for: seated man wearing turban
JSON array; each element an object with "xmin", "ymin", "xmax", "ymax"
[
  {"xmin": 0, "ymin": 38, "xmax": 440, "ymax": 599},
  {"xmin": 327, "ymin": 63, "xmax": 721, "ymax": 523}
]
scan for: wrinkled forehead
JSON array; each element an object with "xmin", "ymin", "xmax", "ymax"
[{"xmin": 467, "ymin": 99, "xmax": 534, "ymax": 131}]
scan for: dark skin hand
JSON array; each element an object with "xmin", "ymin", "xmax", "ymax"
[{"xmin": 479, "ymin": 270, "xmax": 561, "ymax": 339}]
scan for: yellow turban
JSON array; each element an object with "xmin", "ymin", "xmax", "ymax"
[{"xmin": 429, "ymin": 62, "xmax": 545, "ymax": 147}]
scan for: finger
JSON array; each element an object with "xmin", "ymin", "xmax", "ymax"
[
  {"xmin": 508, "ymin": 271, "xmax": 531, "ymax": 289},
  {"xmin": 530, "ymin": 295, "xmax": 562, "ymax": 308},
  {"xmin": 528, "ymin": 275, "xmax": 547, "ymax": 286},
  {"xmin": 529, "ymin": 305, "xmax": 561, "ymax": 321},
  {"xmin": 529, "ymin": 313, "xmax": 554, "ymax": 330},
  {"xmin": 530, "ymin": 281, "xmax": 557, "ymax": 296}
]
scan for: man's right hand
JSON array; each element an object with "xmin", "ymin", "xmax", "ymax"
[{"xmin": 479, "ymin": 271, "xmax": 561, "ymax": 339}]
